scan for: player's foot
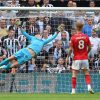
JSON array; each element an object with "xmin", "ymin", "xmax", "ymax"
[
  {"xmin": 71, "ymin": 89, "xmax": 76, "ymax": 94},
  {"xmin": 71, "ymin": 91, "xmax": 76, "ymax": 94},
  {"xmin": 88, "ymin": 89, "xmax": 94, "ymax": 94},
  {"xmin": 0, "ymin": 65, "xmax": 7, "ymax": 69}
]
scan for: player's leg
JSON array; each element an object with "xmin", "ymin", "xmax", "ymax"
[
  {"xmin": 0, "ymin": 58, "xmax": 18, "ymax": 69},
  {"xmin": 71, "ymin": 60, "xmax": 80, "ymax": 94},
  {"xmin": 0, "ymin": 48, "xmax": 34, "ymax": 69},
  {"xmin": 9, "ymin": 61, "xmax": 19, "ymax": 68},
  {"xmin": 71, "ymin": 69, "xmax": 78, "ymax": 94},
  {"xmin": 83, "ymin": 69, "xmax": 94, "ymax": 94},
  {"xmin": 0, "ymin": 56, "xmax": 16, "ymax": 66},
  {"xmin": 82, "ymin": 60, "xmax": 94, "ymax": 94},
  {"xmin": 11, "ymin": 48, "xmax": 34, "ymax": 68},
  {"xmin": 0, "ymin": 49, "xmax": 23, "ymax": 69}
]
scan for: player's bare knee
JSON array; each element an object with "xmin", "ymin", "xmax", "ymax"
[
  {"xmin": 83, "ymin": 69, "xmax": 89, "ymax": 75},
  {"xmin": 72, "ymin": 70, "xmax": 78, "ymax": 77}
]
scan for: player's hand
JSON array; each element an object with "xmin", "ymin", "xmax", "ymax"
[{"xmin": 20, "ymin": 27, "xmax": 25, "ymax": 32}]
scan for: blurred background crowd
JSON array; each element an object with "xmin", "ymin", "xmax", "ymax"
[
  {"xmin": 0, "ymin": 0, "xmax": 100, "ymax": 7},
  {"xmin": 0, "ymin": 0, "xmax": 100, "ymax": 74}
]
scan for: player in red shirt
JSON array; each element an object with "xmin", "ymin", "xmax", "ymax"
[{"xmin": 69, "ymin": 21, "xmax": 94, "ymax": 94}]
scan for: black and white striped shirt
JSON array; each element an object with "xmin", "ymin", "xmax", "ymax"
[
  {"xmin": 18, "ymin": 35, "xmax": 26, "ymax": 48},
  {"xmin": 42, "ymin": 4, "xmax": 53, "ymax": 7},
  {"xmin": 3, "ymin": 38, "xmax": 20, "ymax": 57}
]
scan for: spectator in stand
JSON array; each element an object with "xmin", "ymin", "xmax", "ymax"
[
  {"xmin": 35, "ymin": 49, "xmax": 49, "ymax": 72},
  {"xmin": 42, "ymin": 0, "xmax": 53, "ymax": 7},
  {"xmin": 55, "ymin": 57, "xmax": 66, "ymax": 73},
  {"xmin": 73, "ymin": 1, "xmax": 77, "ymax": 7},
  {"xmin": 14, "ymin": 18, "xmax": 22, "ymax": 38},
  {"xmin": 3, "ymin": 28, "xmax": 21, "ymax": 57},
  {"xmin": 89, "ymin": 0, "xmax": 95, "ymax": 7},
  {"xmin": 93, "ymin": 12, "xmax": 99, "ymax": 24},
  {"xmin": 18, "ymin": 34, "xmax": 26, "ymax": 48},
  {"xmin": 92, "ymin": 13, "xmax": 100, "ymax": 37},
  {"xmin": 0, "ymin": 19, "xmax": 8, "ymax": 38},
  {"xmin": 89, "ymin": 30, "xmax": 100, "ymax": 58},
  {"xmin": 98, "ymin": 54, "xmax": 100, "ymax": 68},
  {"xmin": 48, "ymin": 40, "xmax": 67, "ymax": 64},
  {"xmin": 47, "ymin": 57, "xmax": 66, "ymax": 73},
  {"xmin": 94, "ymin": 53, "xmax": 100, "ymax": 70},
  {"xmin": 61, "ymin": 31, "xmax": 69, "ymax": 53},
  {"xmin": 6, "ymin": 0, "xmax": 20, "ymax": 7},
  {"xmin": 7, "ymin": 18, "xmax": 16, "ymax": 30},
  {"xmin": 55, "ymin": 23, "xmax": 70, "ymax": 42},
  {"xmin": 41, "ymin": 63, "xmax": 48, "ymax": 72},
  {"xmin": 35, "ymin": 0, "xmax": 42, "ymax": 7},
  {"xmin": 48, "ymin": 40, "xmax": 58, "ymax": 65},
  {"xmin": 45, "ymin": 17, "xmax": 50, "ymax": 25},
  {"xmin": 67, "ymin": 0, "xmax": 73, "ymax": 7},
  {"xmin": 53, "ymin": 0, "xmax": 66, "ymax": 7},
  {"xmin": 28, "ymin": 58, "xmax": 37, "ymax": 72},
  {"xmin": 82, "ymin": 18, "xmax": 93, "ymax": 37},
  {"xmin": 0, "ymin": 0, "xmax": 4, "ymax": 6},
  {"xmin": 0, "ymin": 41, "xmax": 7, "ymax": 60},
  {"xmin": 25, "ymin": 0, "xmax": 35, "ymax": 7},
  {"xmin": 0, "ymin": 39, "xmax": 7, "ymax": 72},
  {"xmin": 42, "ymin": 29, "xmax": 53, "ymax": 52},
  {"xmin": 26, "ymin": 16, "xmax": 39, "ymax": 35},
  {"xmin": 45, "ymin": 24, "xmax": 52, "ymax": 35},
  {"xmin": 37, "ymin": 14, "xmax": 47, "ymax": 34},
  {"xmin": 0, "ymin": 50, "xmax": 7, "ymax": 73}
]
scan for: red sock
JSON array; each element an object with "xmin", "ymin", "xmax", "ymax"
[
  {"xmin": 85, "ymin": 75, "xmax": 91, "ymax": 85},
  {"xmin": 72, "ymin": 77, "xmax": 76, "ymax": 89}
]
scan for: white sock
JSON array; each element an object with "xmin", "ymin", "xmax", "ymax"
[
  {"xmin": 72, "ymin": 88, "xmax": 75, "ymax": 93},
  {"xmin": 87, "ymin": 84, "xmax": 91, "ymax": 90}
]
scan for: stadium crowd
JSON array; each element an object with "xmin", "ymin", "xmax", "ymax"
[
  {"xmin": 0, "ymin": 0, "xmax": 100, "ymax": 73},
  {"xmin": 0, "ymin": 0, "xmax": 99, "ymax": 7}
]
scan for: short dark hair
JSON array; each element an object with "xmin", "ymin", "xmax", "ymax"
[{"xmin": 8, "ymin": 26, "xmax": 15, "ymax": 31}]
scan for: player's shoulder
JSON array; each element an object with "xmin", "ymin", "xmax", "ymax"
[
  {"xmin": 81, "ymin": 32, "xmax": 87, "ymax": 36},
  {"xmin": 71, "ymin": 34, "xmax": 79, "ymax": 39},
  {"xmin": 81, "ymin": 33, "xmax": 89, "ymax": 38},
  {"xmin": 70, "ymin": 35, "xmax": 75, "ymax": 41},
  {"xmin": 71, "ymin": 34, "xmax": 77, "ymax": 38}
]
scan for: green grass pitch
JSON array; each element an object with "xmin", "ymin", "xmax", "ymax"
[{"xmin": 0, "ymin": 93, "xmax": 100, "ymax": 100}]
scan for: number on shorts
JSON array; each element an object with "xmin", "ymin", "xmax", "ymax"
[{"xmin": 78, "ymin": 40, "xmax": 84, "ymax": 49}]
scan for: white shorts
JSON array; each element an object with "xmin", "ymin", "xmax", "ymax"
[{"xmin": 72, "ymin": 60, "xmax": 89, "ymax": 70}]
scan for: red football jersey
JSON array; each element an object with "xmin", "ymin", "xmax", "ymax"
[{"xmin": 70, "ymin": 32, "xmax": 91, "ymax": 60}]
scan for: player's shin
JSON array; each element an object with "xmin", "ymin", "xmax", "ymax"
[
  {"xmin": 85, "ymin": 75, "xmax": 94, "ymax": 94},
  {"xmin": 85, "ymin": 75, "xmax": 91, "ymax": 90},
  {"xmin": 0, "ymin": 58, "xmax": 9, "ymax": 66},
  {"xmin": 0, "ymin": 63, "xmax": 11, "ymax": 69},
  {"xmin": 71, "ymin": 77, "xmax": 76, "ymax": 94}
]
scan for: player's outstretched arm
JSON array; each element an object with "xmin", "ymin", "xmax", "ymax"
[
  {"xmin": 43, "ymin": 32, "xmax": 58, "ymax": 45},
  {"xmin": 43, "ymin": 25, "xmax": 60, "ymax": 45},
  {"xmin": 21, "ymin": 28, "xmax": 32, "ymax": 40}
]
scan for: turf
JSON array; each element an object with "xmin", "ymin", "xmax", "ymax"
[{"xmin": 0, "ymin": 93, "xmax": 100, "ymax": 100}]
